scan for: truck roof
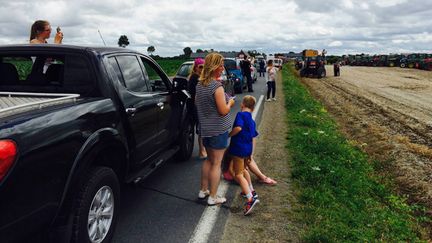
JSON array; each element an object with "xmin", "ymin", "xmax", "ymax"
[{"xmin": 0, "ymin": 44, "xmax": 144, "ymax": 57}]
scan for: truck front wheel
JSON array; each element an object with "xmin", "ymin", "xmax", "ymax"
[
  {"xmin": 176, "ymin": 116, "xmax": 195, "ymax": 161},
  {"xmin": 317, "ymin": 68, "xmax": 326, "ymax": 79},
  {"xmin": 300, "ymin": 69, "xmax": 306, "ymax": 77},
  {"xmin": 71, "ymin": 167, "xmax": 120, "ymax": 243}
]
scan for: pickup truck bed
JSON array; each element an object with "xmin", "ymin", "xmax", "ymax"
[{"xmin": 0, "ymin": 92, "xmax": 79, "ymax": 118}]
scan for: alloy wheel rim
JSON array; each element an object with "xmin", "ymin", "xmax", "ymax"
[{"xmin": 87, "ymin": 185, "xmax": 114, "ymax": 243}]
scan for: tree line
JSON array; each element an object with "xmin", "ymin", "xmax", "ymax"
[{"xmin": 117, "ymin": 35, "xmax": 265, "ymax": 59}]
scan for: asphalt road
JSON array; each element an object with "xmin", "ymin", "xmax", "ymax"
[{"xmin": 113, "ymin": 75, "xmax": 268, "ymax": 243}]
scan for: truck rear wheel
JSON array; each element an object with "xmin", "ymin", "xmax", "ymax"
[{"xmin": 71, "ymin": 167, "xmax": 120, "ymax": 243}]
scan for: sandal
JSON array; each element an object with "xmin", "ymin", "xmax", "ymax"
[{"xmin": 259, "ymin": 177, "xmax": 277, "ymax": 185}]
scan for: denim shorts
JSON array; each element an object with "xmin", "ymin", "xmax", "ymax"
[{"xmin": 203, "ymin": 132, "xmax": 229, "ymax": 149}]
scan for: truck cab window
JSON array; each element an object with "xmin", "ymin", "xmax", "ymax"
[
  {"xmin": 115, "ymin": 55, "xmax": 149, "ymax": 93},
  {"xmin": 141, "ymin": 58, "xmax": 168, "ymax": 92}
]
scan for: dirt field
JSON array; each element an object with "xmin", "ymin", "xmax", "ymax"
[
  {"xmin": 302, "ymin": 65, "xmax": 432, "ymax": 213},
  {"xmin": 221, "ymin": 66, "xmax": 432, "ymax": 241}
]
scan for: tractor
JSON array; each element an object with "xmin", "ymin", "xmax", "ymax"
[{"xmin": 299, "ymin": 49, "xmax": 326, "ymax": 79}]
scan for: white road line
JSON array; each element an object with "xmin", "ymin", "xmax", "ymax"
[
  {"xmin": 254, "ymin": 95, "xmax": 264, "ymax": 121},
  {"xmin": 188, "ymin": 94, "xmax": 264, "ymax": 243}
]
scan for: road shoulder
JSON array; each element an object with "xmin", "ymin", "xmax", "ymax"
[{"xmin": 220, "ymin": 74, "xmax": 302, "ymax": 242}]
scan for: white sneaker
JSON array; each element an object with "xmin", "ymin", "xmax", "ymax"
[
  {"xmin": 266, "ymin": 99, "xmax": 271, "ymax": 102},
  {"xmin": 272, "ymin": 97, "xmax": 277, "ymax": 101},
  {"xmin": 198, "ymin": 190, "xmax": 210, "ymax": 199},
  {"xmin": 207, "ymin": 196, "xmax": 226, "ymax": 206}
]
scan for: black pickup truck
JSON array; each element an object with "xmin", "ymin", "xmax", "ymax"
[{"xmin": 0, "ymin": 44, "xmax": 194, "ymax": 242}]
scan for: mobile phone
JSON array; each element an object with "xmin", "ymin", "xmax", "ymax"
[
  {"xmin": 231, "ymin": 96, "xmax": 236, "ymax": 100},
  {"xmin": 56, "ymin": 26, "xmax": 61, "ymax": 33}
]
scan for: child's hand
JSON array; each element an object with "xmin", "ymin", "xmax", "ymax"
[{"xmin": 228, "ymin": 98, "xmax": 235, "ymax": 107}]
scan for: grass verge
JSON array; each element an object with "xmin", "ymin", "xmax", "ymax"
[
  {"xmin": 282, "ymin": 65, "xmax": 425, "ymax": 242},
  {"xmin": 155, "ymin": 58, "xmax": 188, "ymax": 76}
]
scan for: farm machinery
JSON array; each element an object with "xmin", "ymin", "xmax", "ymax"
[
  {"xmin": 370, "ymin": 54, "xmax": 402, "ymax": 67},
  {"xmin": 299, "ymin": 49, "xmax": 326, "ymax": 79}
]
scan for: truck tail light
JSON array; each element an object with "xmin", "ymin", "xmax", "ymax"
[{"xmin": 0, "ymin": 139, "xmax": 17, "ymax": 182}]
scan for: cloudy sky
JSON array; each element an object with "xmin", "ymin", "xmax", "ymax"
[{"xmin": 1, "ymin": 0, "xmax": 431, "ymax": 57}]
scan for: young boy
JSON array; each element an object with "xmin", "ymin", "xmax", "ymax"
[{"xmin": 228, "ymin": 95, "xmax": 259, "ymax": 215}]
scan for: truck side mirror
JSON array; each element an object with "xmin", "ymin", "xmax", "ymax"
[{"xmin": 172, "ymin": 76, "xmax": 188, "ymax": 90}]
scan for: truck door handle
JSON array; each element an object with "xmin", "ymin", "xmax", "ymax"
[{"xmin": 125, "ymin": 107, "xmax": 137, "ymax": 116}]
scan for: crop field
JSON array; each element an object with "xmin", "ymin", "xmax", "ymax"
[
  {"xmin": 155, "ymin": 58, "xmax": 188, "ymax": 76},
  {"xmin": 301, "ymin": 65, "xmax": 432, "ymax": 219}
]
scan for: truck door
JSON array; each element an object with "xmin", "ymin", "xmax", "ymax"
[
  {"xmin": 107, "ymin": 55, "xmax": 159, "ymax": 164},
  {"xmin": 139, "ymin": 56, "xmax": 175, "ymax": 149}
]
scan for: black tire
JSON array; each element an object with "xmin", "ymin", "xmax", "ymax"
[
  {"xmin": 317, "ymin": 68, "xmax": 326, "ymax": 79},
  {"xmin": 389, "ymin": 62, "xmax": 395, "ymax": 67},
  {"xmin": 400, "ymin": 63, "xmax": 406, "ymax": 68},
  {"xmin": 235, "ymin": 84, "xmax": 243, "ymax": 94},
  {"xmin": 300, "ymin": 69, "xmax": 306, "ymax": 77},
  {"xmin": 408, "ymin": 63, "xmax": 414, "ymax": 68},
  {"xmin": 176, "ymin": 115, "xmax": 195, "ymax": 161},
  {"xmin": 71, "ymin": 167, "xmax": 120, "ymax": 243}
]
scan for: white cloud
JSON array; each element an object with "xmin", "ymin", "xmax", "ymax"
[
  {"xmin": 1, "ymin": 0, "xmax": 431, "ymax": 56},
  {"xmin": 375, "ymin": 0, "xmax": 407, "ymax": 7},
  {"xmin": 329, "ymin": 41, "xmax": 343, "ymax": 47}
]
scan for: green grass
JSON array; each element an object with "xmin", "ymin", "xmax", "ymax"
[
  {"xmin": 282, "ymin": 64, "xmax": 426, "ymax": 242},
  {"xmin": 155, "ymin": 58, "xmax": 189, "ymax": 76}
]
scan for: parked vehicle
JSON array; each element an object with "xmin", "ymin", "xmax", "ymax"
[
  {"xmin": 267, "ymin": 57, "xmax": 283, "ymax": 68},
  {"xmin": 174, "ymin": 61, "xmax": 234, "ymax": 96},
  {"xmin": 0, "ymin": 44, "xmax": 195, "ymax": 242},
  {"xmin": 385, "ymin": 54, "xmax": 402, "ymax": 67},
  {"xmin": 371, "ymin": 55, "xmax": 387, "ymax": 67},
  {"xmin": 224, "ymin": 58, "xmax": 244, "ymax": 93},
  {"xmin": 419, "ymin": 55, "xmax": 432, "ymax": 71},
  {"xmin": 399, "ymin": 53, "xmax": 424, "ymax": 68},
  {"xmin": 299, "ymin": 49, "xmax": 326, "ymax": 79}
]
